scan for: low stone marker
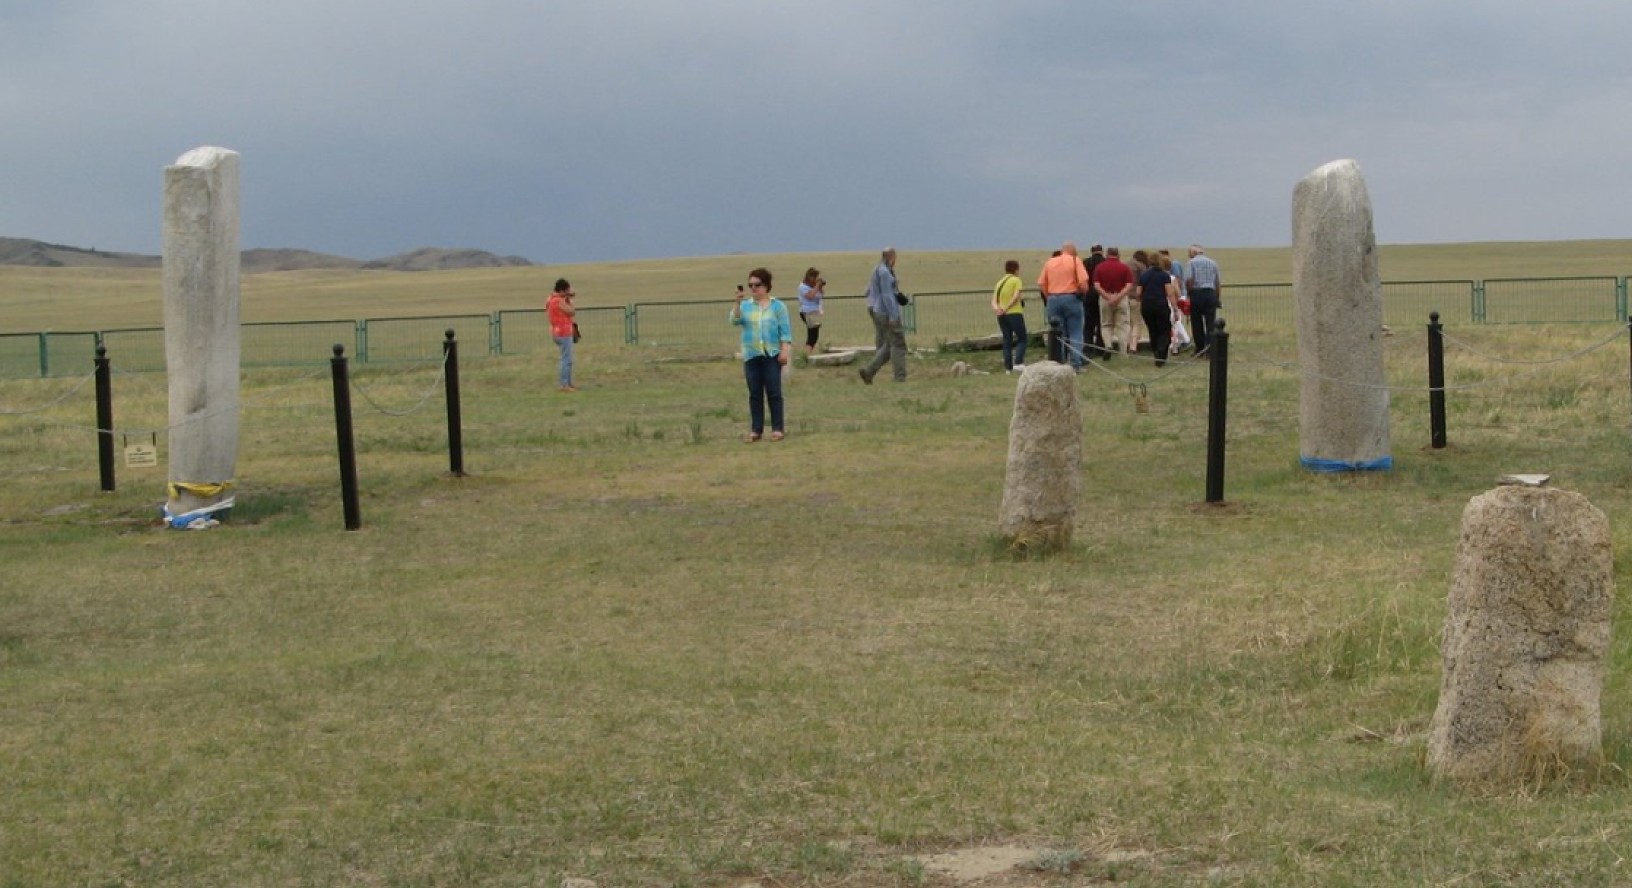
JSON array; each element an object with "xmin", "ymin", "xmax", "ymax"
[
  {"xmin": 1292, "ymin": 158, "xmax": 1391, "ymax": 471},
  {"xmin": 997, "ymin": 363, "xmax": 1080, "ymax": 552},
  {"xmin": 806, "ymin": 350, "xmax": 859, "ymax": 367},
  {"xmin": 1427, "ymin": 484, "xmax": 1614, "ymax": 785}
]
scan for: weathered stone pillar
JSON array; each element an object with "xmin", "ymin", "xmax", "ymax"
[
  {"xmin": 997, "ymin": 363, "xmax": 1080, "ymax": 552},
  {"xmin": 1292, "ymin": 159, "xmax": 1391, "ymax": 471},
  {"xmin": 162, "ymin": 146, "xmax": 241, "ymax": 528},
  {"xmin": 1428, "ymin": 485, "xmax": 1613, "ymax": 785}
]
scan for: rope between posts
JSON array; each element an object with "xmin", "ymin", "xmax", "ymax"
[
  {"xmin": 1229, "ymin": 329, "xmax": 1626, "ymax": 394},
  {"xmin": 1076, "ymin": 348, "xmax": 1211, "ymax": 386},
  {"xmin": 1438, "ymin": 322, "xmax": 1630, "ymax": 365},
  {"xmin": 0, "ymin": 363, "xmax": 332, "ymax": 437},
  {"xmin": 348, "ymin": 354, "xmax": 449, "ymax": 417},
  {"xmin": 0, "ymin": 371, "xmax": 97, "ymax": 415}
]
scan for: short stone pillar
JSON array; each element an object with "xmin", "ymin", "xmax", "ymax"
[
  {"xmin": 997, "ymin": 363, "xmax": 1081, "ymax": 552},
  {"xmin": 1427, "ymin": 485, "xmax": 1614, "ymax": 785},
  {"xmin": 162, "ymin": 146, "xmax": 242, "ymax": 529},
  {"xmin": 1292, "ymin": 159, "xmax": 1391, "ymax": 472}
]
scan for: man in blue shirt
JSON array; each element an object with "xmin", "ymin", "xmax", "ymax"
[
  {"xmin": 860, "ymin": 247, "xmax": 908, "ymax": 383},
  {"xmin": 1185, "ymin": 245, "xmax": 1223, "ymax": 358}
]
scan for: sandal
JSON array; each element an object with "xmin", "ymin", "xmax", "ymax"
[
  {"xmin": 769, "ymin": 431, "xmax": 785, "ymax": 442},
  {"xmin": 745, "ymin": 432, "xmax": 762, "ymax": 443}
]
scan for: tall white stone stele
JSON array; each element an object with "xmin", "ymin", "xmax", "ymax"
[
  {"xmin": 162, "ymin": 146, "xmax": 241, "ymax": 528},
  {"xmin": 1292, "ymin": 159, "xmax": 1391, "ymax": 472}
]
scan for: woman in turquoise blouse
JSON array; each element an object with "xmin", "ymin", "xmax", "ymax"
[{"xmin": 729, "ymin": 267, "xmax": 793, "ymax": 442}]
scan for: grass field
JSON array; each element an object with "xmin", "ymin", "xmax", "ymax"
[{"xmin": 4, "ymin": 244, "xmax": 1632, "ymax": 885}]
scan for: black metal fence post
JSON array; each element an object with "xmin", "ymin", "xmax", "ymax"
[
  {"xmin": 1205, "ymin": 320, "xmax": 1230, "ymax": 503},
  {"xmin": 95, "ymin": 345, "xmax": 115, "ymax": 492},
  {"xmin": 1428, "ymin": 311, "xmax": 1447, "ymax": 449},
  {"xmin": 1047, "ymin": 316, "xmax": 1063, "ymax": 364},
  {"xmin": 443, "ymin": 329, "xmax": 465, "ymax": 477},
  {"xmin": 330, "ymin": 344, "xmax": 361, "ymax": 531}
]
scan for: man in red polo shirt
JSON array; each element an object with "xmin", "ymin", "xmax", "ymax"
[{"xmin": 1091, "ymin": 246, "xmax": 1134, "ymax": 358}]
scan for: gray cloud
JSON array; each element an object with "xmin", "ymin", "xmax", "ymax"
[{"xmin": 4, "ymin": 1, "xmax": 1632, "ymax": 262}]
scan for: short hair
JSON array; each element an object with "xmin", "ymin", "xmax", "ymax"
[
  {"xmin": 1191, "ymin": 244, "xmax": 1205, "ymax": 254},
  {"xmin": 882, "ymin": 247, "xmax": 897, "ymax": 259},
  {"xmin": 803, "ymin": 267, "xmax": 821, "ymax": 285},
  {"xmin": 553, "ymin": 278, "xmax": 571, "ymax": 293},
  {"xmin": 1107, "ymin": 246, "xmax": 1120, "ymax": 257},
  {"xmin": 748, "ymin": 267, "xmax": 773, "ymax": 291},
  {"xmin": 1004, "ymin": 259, "xmax": 1020, "ymax": 274},
  {"xmin": 1089, "ymin": 244, "xmax": 1104, "ymax": 253}
]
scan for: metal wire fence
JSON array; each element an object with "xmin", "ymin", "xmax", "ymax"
[{"xmin": 3, "ymin": 276, "xmax": 1627, "ymax": 378}]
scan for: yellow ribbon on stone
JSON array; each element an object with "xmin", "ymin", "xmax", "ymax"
[{"xmin": 167, "ymin": 480, "xmax": 235, "ymax": 500}]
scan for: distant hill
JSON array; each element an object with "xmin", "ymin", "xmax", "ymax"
[
  {"xmin": 0, "ymin": 238, "xmax": 534, "ymax": 272},
  {"xmin": 360, "ymin": 247, "xmax": 534, "ymax": 272},
  {"xmin": 0, "ymin": 237, "xmax": 161, "ymax": 269}
]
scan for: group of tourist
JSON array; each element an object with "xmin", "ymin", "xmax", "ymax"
[
  {"xmin": 1009, "ymin": 243, "xmax": 1222, "ymax": 373},
  {"xmin": 726, "ymin": 247, "xmax": 910, "ymax": 442},
  {"xmin": 545, "ymin": 243, "xmax": 1222, "ymax": 443}
]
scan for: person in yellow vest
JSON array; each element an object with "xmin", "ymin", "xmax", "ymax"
[{"xmin": 990, "ymin": 259, "xmax": 1027, "ymax": 373}]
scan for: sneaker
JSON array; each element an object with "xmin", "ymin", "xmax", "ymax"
[{"xmin": 1013, "ymin": 363, "xmax": 1025, "ymax": 370}]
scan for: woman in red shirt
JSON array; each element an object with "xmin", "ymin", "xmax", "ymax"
[{"xmin": 546, "ymin": 278, "xmax": 577, "ymax": 392}]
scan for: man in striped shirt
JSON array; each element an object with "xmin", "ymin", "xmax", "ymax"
[{"xmin": 1185, "ymin": 245, "xmax": 1223, "ymax": 357}]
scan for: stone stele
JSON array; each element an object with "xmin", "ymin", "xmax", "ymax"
[
  {"xmin": 1427, "ymin": 485, "xmax": 1613, "ymax": 785},
  {"xmin": 997, "ymin": 363, "xmax": 1081, "ymax": 552},
  {"xmin": 1292, "ymin": 159, "xmax": 1391, "ymax": 471},
  {"xmin": 162, "ymin": 146, "xmax": 242, "ymax": 528}
]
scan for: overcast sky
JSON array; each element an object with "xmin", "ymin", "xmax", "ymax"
[{"xmin": 4, "ymin": 1, "xmax": 1630, "ymax": 263}]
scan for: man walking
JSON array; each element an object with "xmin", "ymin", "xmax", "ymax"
[
  {"xmin": 1036, "ymin": 242, "xmax": 1090, "ymax": 370},
  {"xmin": 1185, "ymin": 244, "xmax": 1223, "ymax": 357},
  {"xmin": 860, "ymin": 247, "xmax": 908, "ymax": 383},
  {"xmin": 1091, "ymin": 246, "xmax": 1134, "ymax": 358}
]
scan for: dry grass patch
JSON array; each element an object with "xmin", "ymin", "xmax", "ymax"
[{"xmin": 4, "ymin": 322, "xmax": 1632, "ymax": 885}]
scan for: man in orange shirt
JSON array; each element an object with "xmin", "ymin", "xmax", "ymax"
[{"xmin": 1036, "ymin": 242, "xmax": 1089, "ymax": 370}]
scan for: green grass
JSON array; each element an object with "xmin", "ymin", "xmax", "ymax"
[{"xmin": 5, "ymin": 253, "xmax": 1632, "ymax": 884}]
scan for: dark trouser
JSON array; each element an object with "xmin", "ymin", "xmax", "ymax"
[
  {"xmin": 800, "ymin": 312, "xmax": 821, "ymax": 349},
  {"xmin": 996, "ymin": 312, "xmax": 1028, "ymax": 370},
  {"xmin": 744, "ymin": 354, "xmax": 784, "ymax": 433},
  {"xmin": 1082, "ymin": 294, "xmax": 1104, "ymax": 355},
  {"xmin": 1141, "ymin": 299, "xmax": 1173, "ymax": 366},
  {"xmin": 1189, "ymin": 288, "xmax": 1219, "ymax": 355},
  {"xmin": 864, "ymin": 311, "xmax": 908, "ymax": 381}
]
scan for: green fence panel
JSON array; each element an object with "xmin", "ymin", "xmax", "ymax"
[
  {"xmin": 1482, "ymin": 277, "xmax": 1619, "ymax": 324},
  {"xmin": 497, "ymin": 306, "xmax": 628, "ymax": 355},
  {"xmin": 243, "ymin": 320, "xmax": 359, "ymax": 366},
  {"xmin": 98, "ymin": 327, "xmax": 168, "ymax": 372},
  {"xmin": 0, "ymin": 333, "xmax": 47, "ymax": 378},
  {"xmin": 629, "ymin": 295, "xmax": 873, "ymax": 351},
  {"xmin": 1382, "ymin": 280, "xmax": 1476, "ymax": 327},
  {"xmin": 910, "ymin": 289, "xmax": 1018, "ymax": 344},
  {"xmin": 361, "ymin": 315, "xmax": 491, "ymax": 363},
  {"xmin": 1212, "ymin": 283, "xmax": 1293, "ymax": 335},
  {"xmin": 44, "ymin": 331, "xmax": 101, "ymax": 378}
]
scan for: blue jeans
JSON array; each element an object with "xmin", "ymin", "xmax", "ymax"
[
  {"xmin": 1044, "ymin": 295, "xmax": 1084, "ymax": 368},
  {"xmin": 743, "ymin": 354, "xmax": 784, "ymax": 434},
  {"xmin": 996, "ymin": 313, "xmax": 1028, "ymax": 370},
  {"xmin": 552, "ymin": 335, "xmax": 574, "ymax": 387}
]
